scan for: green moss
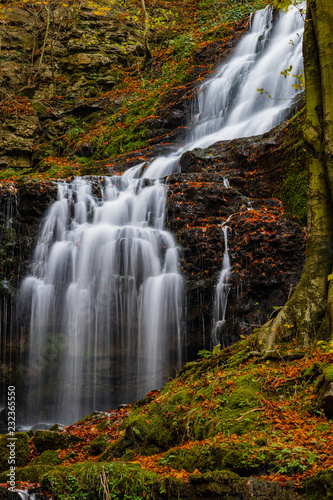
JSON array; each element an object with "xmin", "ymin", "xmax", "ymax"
[
  {"xmin": 34, "ymin": 430, "xmax": 84, "ymax": 453},
  {"xmin": 41, "ymin": 461, "xmax": 186, "ymax": 499},
  {"xmin": 31, "ymin": 449, "xmax": 61, "ymax": 466},
  {"xmin": 0, "ymin": 464, "xmax": 54, "ymax": 483},
  {"xmin": 280, "ymin": 108, "xmax": 307, "ymax": 222},
  {"xmin": 302, "ymin": 470, "xmax": 333, "ymax": 499},
  {"xmin": 0, "ymin": 432, "xmax": 30, "ymax": 473},
  {"xmin": 124, "ymin": 399, "xmax": 187, "ymax": 452},
  {"xmin": 96, "ymin": 418, "xmax": 110, "ymax": 431},
  {"xmin": 88, "ymin": 433, "xmax": 109, "ymax": 456},
  {"xmin": 324, "ymin": 366, "xmax": 333, "ymax": 381},
  {"xmin": 158, "ymin": 444, "xmax": 225, "ymax": 473},
  {"xmin": 228, "ymin": 387, "xmax": 259, "ymax": 409}
]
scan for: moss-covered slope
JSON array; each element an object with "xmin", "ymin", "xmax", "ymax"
[{"xmin": 1, "ymin": 338, "xmax": 333, "ymax": 498}]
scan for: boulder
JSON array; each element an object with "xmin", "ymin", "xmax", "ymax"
[
  {"xmin": 34, "ymin": 430, "xmax": 85, "ymax": 453},
  {"xmin": 0, "ymin": 432, "xmax": 30, "ymax": 473}
]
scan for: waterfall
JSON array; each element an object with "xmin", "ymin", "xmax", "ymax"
[
  {"xmin": 18, "ymin": 3, "xmax": 305, "ymax": 424},
  {"xmin": 143, "ymin": 3, "xmax": 304, "ymax": 178},
  {"xmin": 19, "ymin": 177, "xmax": 184, "ymax": 424},
  {"xmin": 212, "ymin": 226, "xmax": 231, "ymax": 347}
]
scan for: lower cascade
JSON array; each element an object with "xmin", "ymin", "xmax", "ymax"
[
  {"xmin": 18, "ymin": 3, "xmax": 305, "ymax": 424},
  {"xmin": 19, "ymin": 177, "xmax": 184, "ymax": 424}
]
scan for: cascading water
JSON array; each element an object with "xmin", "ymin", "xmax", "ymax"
[
  {"xmin": 143, "ymin": 3, "xmax": 304, "ymax": 178},
  {"xmin": 212, "ymin": 226, "xmax": 231, "ymax": 347},
  {"xmin": 19, "ymin": 177, "xmax": 184, "ymax": 424},
  {"xmin": 18, "ymin": 3, "xmax": 305, "ymax": 424}
]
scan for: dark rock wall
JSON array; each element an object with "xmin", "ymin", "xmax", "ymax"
[
  {"xmin": 0, "ymin": 179, "xmax": 57, "ymax": 416},
  {"xmin": 166, "ymin": 123, "xmax": 306, "ymax": 355}
]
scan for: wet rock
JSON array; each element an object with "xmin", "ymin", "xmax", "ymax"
[
  {"xmin": 166, "ymin": 157, "xmax": 305, "ymax": 352},
  {"xmin": 180, "ymin": 150, "xmax": 206, "ymax": 173},
  {"xmin": 88, "ymin": 433, "xmax": 109, "ymax": 456}
]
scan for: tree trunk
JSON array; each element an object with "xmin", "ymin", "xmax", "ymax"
[
  {"xmin": 140, "ymin": 0, "xmax": 152, "ymax": 65},
  {"xmin": 259, "ymin": 0, "xmax": 333, "ymax": 349}
]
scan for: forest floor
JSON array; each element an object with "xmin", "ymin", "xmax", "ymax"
[{"xmin": 1, "ymin": 336, "xmax": 333, "ymax": 498}]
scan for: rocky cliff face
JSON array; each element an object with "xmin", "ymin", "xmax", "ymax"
[
  {"xmin": 0, "ymin": 0, "xmax": 249, "ymax": 175},
  {"xmin": 165, "ymin": 118, "xmax": 306, "ymax": 355}
]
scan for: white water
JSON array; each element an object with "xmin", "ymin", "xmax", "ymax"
[
  {"xmin": 143, "ymin": 3, "xmax": 304, "ymax": 178},
  {"xmin": 18, "ymin": 3, "xmax": 304, "ymax": 423},
  {"xmin": 212, "ymin": 226, "xmax": 231, "ymax": 347},
  {"xmin": 20, "ymin": 177, "xmax": 184, "ymax": 424}
]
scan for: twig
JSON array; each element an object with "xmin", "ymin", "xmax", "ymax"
[{"xmin": 236, "ymin": 408, "xmax": 263, "ymax": 421}]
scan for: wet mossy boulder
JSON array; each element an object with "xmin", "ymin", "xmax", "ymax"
[
  {"xmin": 302, "ymin": 470, "xmax": 333, "ymax": 499},
  {"xmin": 189, "ymin": 470, "xmax": 245, "ymax": 497},
  {"xmin": 0, "ymin": 464, "xmax": 53, "ymax": 483},
  {"xmin": 88, "ymin": 433, "xmax": 109, "ymax": 456},
  {"xmin": 41, "ymin": 461, "xmax": 189, "ymax": 500},
  {"xmin": 0, "ymin": 432, "xmax": 29, "ymax": 473},
  {"xmin": 34, "ymin": 430, "xmax": 85, "ymax": 453},
  {"xmin": 31, "ymin": 449, "xmax": 61, "ymax": 466},
  {"xmin": 158, "ymin": 443, "xmax": 226, "ymax": 473},
  {"xmin": 189, "ymin": 470, "xmax": 298, "ymax": 499},
  {"xmin": 98, "ymin": 425, "xmax": 144, "ymax": 461}
]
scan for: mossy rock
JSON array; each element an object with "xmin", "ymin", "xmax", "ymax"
[
  {"xmin": 48, "ymin": 423, "xmax": 65, "ymax": 432},
  {"xmin": 302, "ymin": 470, "xmax": 333, "ymax": 499},
  {"xmin": 41, "ymin": 461, "xmax": 188, "ymax": 499},
  {"xmin": 0, "ymin": 464, "xmax": 54, "ymax": 483},
  {"xmin": 324, "ymin": 366, "xmax": 333, "ymax": 382},
  {"xmin": 189, "ymin": 469, "xmax": 245, "ymax": 496},
  {"xmin": 31, "ymin": 449, "xmax": 61, "ymax": 466},
  {"xmin": 34, "ymin": 430, "xmax": 85, "ymax": 453},
  {"xmin": 88, "ymin": 433, "xmax": 109, "ymax": 456},
  {"xmin": 96, "ymin": 418, "xmax": 110, "ymax": 431},
  {"xmin": 98, "ymin": 426, "xmax": 143, "ymax": 461},
  {"xmin": 0, "ymin": 432, "xmax": 30, "ymax": 473},
  {"xmin": 123, "ymin": 403, "xmax": 186, "ymax": 452},
  {"xmin": 190, "ymin": 470, "xmax": 298, "ymax": 499},
  {"xmin": 221, "ymin": 445, "xmax": 270, "ymax": 476},
  {"xmin": 228, "ymin": 387, "xmax": 259, "ymax": 409},
  {"xmin": 158, "ymin": 444, "xmax": 226, "ymax": 473}
]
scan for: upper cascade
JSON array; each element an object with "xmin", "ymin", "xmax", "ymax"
[{"xmin": 143, "ymin": 2, "xmax": 305, "ymax": 179}]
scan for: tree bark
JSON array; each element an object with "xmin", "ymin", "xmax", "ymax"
[{"xmin": 259, "ymin": 0, "xmax": 333, "ymax": 349}]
